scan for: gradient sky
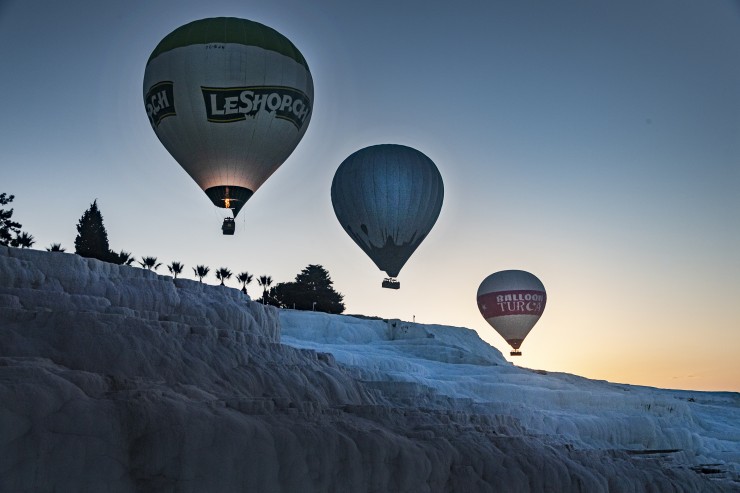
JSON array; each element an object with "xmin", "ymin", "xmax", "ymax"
[{"xmin": 1, "ymin": 0, "xmax": 738, "ymax": 392}]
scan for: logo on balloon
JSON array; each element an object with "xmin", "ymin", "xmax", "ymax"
[
  {"xmin": 477, "ymin": 290, "xmax": 546, "ymax": 318},
  {"xmin": 201, "ymin": 86, "xmax": 311, "ymax": 130},
  {"xmin": 145, "ymin": 81, "xmax": 176, "ymax": 128}
]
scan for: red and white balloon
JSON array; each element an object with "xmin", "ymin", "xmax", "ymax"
[{"xmin": 477, "ymin": 270, "xmax": 546, "ymax": 355}]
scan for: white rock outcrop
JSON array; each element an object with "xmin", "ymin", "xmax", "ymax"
[{"xmin": 1, "ymin": 246, "xmax": 738, "ymax": 492}]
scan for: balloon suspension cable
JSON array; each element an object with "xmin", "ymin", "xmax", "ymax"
[
  {"xmin": 223, "ymin": 186, "xmax": 236, "ymax": 215},
  {"xmin": 224, "ymin": 185, "xmax": 234, "ymax": 212},
  {"xmin": 222, "ymin": 195, "xmax": 238, "ymax": 218}
]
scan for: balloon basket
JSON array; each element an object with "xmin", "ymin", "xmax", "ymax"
[
  {"xmin": 510, "ymin": 350, "xmax": 522, "ymax": 356},
  {"xmin": 221, "ymin": 218, "xmax": 235, "ymax": 235},
  {"xmin": 382, "ymin": 278, "xmax": 400, "ymax": 290}
]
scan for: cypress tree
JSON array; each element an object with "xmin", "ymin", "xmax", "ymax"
[{"xmin": 74, "ymin": 200, "xmax": 112, "ymax": 261}]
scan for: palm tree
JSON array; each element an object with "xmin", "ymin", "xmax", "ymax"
[
  {"xmin": 257, "ymin": 275, "xmax": 273, "ymax": 304},
  {"xmin": 46, "ymin": 243, "xmax": 66, "ymax": 252},
  {"xmin": 139, "ymin": 256, "xmax": 161, "ymax": 271},
  {"xmin": 115, "ymin": 250, "xmax": 135, "ymax": 266},
  {"xmin": 215, "ymin": 267, "xmax": 233, "ymax": 286},
  {"xmin": 16, "ymin": 232, "xmax": 35, "ymax": 249},
  {"xmin": 193, "ymin": 265, "xmax": 210, "ymax": 283},
  {"xmin": 236, "ymin": 271, "xmax": 253, "ymax": 295},
  {"xmin": 168, "ymin": 261, "xmax": 184, "ymax": 279}
]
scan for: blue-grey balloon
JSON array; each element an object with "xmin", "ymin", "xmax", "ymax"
[{"xmin": 331, "ymin": 144, "xmax": 444, "ymax": 280}]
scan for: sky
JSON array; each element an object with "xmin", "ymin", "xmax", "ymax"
[{"xmin": 1, "ymin": 0, "xmax": 738, "ymax": 392}]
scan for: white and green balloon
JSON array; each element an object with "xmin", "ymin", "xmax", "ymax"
[{"xmin": 143, "ymin": 17, "xmax": 313, "ymax": 221}]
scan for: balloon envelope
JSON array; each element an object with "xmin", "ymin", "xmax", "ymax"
[
  {"xmin": 331, "ymin": 144, "xmax": 444, "ymax": 279},
  {"xmin": 477, "ymin": 270, "xmax": 546, "ymax": 351},
  {"xmin": 143, "ymin": 17, "xmax": 313, "ymax": 217}
]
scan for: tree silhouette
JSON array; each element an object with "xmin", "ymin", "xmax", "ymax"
[
  {"xmin": 215, "ymin": 267, "xmax": 233, "ymax": 286},
  {"xmin": 236, "ymin": 271, "xmax": 253, "ymax": 295},
  {"xmin": 112, "ymin": 250, "xmax": 135, "ymax": 266},
  {"xmin": 46, "ymin": 243, "xmax": 66, "ymax": 252},
  {"xmin": 193, "ymin": 265, "xmax": 210, "ymax": 283},
  {"xmin": 168, "ymin": 261, "xmax": 184, "ymax": 279},
  {"xmin": 0, "ymin": 193, "xmax": 27, "ymax": 247},
  {"xmin": 74, "ymin": 200, "xmax": 112, "ymax": 262},
  {"xmin": 270, "ymin": 264, "xmax": 345, "ymax": 314},
  {"xmin": 16, "ymin": 232, "xmax": 35, "ymax": 249},
  {"xmin": 139, "ymin": 256, "xmax": 161, "ymax": 271},
  {"xmin": 257, "ymin": 275, "xmax": 273, "ymax": 303}
]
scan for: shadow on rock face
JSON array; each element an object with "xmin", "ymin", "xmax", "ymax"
[{"xmin": 0, "ymin": 246, "xmax": 736, "ymax": 492}]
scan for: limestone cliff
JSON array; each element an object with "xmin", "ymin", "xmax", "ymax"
[{"xmin": 1, "ymin": 247, "xmax": 736, "ymax": 492}]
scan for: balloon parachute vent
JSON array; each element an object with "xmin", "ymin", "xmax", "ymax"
[
  {"xmin": 221, "ymin": 218, "xmax": 235, "ymax": 235},
  {"xmin": 382, "ymin": 278, "xmax": 400, "ymax": 290},
  {"xmin": 510, "ymin": 350, "xmax": 522, "ymax": 356}
]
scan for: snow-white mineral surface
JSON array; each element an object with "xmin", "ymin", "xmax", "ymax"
[{"xmin": 1, "ymin": 246, "xmax": 738, "ymax": 492}]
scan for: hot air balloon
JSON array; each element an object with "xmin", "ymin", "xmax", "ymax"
[
  {"xmin": 143, "ymin": 17, "xmax": 313, "ymax": 235},
  {"xmin": 331, "ymin": 144, "xmax": 444, "ymax": 289},
  {"xmin": 477, "ymin": 270, "xmax": 546, "ymax": 356}
]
